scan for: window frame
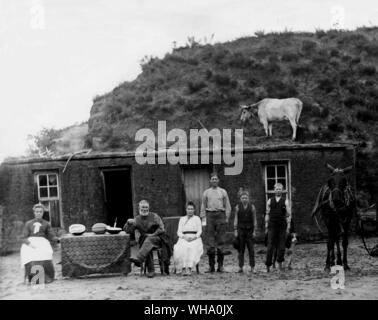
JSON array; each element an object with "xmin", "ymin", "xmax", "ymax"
[
  {"xmin": 34, "ymin": 171, "xmax": 62, "ymax": 227},
  {"xmin": 262, "ymin": 160, "xmax": 291, "ymax": 204},
  {"xmin": 36, "ymin": 172, "xmax": 60, "ymax": 201}
]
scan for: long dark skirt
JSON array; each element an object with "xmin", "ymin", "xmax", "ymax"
[{"xmin": 24, "ymin": 260, "xmax": 55, "ymax": 284}]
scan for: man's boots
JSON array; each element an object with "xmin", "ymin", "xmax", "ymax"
[
  {"xmin": 163, "ymin": 263, "xmax": 170, "ymax": 276},
  {"xmin": 217, "ymin": 249, "xmax": 224, "ymax": 272},
  {"xmin": 206, "ymin": 253, "xmax": 216, "ymax": 273}
]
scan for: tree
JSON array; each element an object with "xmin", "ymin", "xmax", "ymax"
[{"xmin": 27, "ymin": 127, "xmax": 60, "ymax": 156}]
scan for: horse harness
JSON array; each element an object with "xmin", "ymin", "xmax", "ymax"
[{"xmin": 321, "ymin": 184, "xmax": 354, "ymax": 215}]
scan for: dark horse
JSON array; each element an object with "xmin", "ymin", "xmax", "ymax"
[{"xmin": 312, "ymin": 164, "xmax": 356, "ymax": 272}]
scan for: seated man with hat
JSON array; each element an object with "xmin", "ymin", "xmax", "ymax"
[{"xmin": 124, "ymin": 200, "xmax": 171, "ymax": 278}]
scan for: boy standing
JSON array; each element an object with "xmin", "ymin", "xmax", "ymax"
[{"xmin": 234, "ymin": 190, "xmax": 257, "ymax": 273}]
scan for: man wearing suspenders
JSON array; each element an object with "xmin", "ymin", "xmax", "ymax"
[
  {"xmin": 265, "ymin": 183, "xmax": 291, "ymax": 272},
  {"xmin": 200, "ymin": 173, "xmax": 231, "ymax": 273}
]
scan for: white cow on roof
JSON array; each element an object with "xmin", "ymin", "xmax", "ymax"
[{"xmin": 240, "ymin": 98, "xmax": 303, "ymax": 140}]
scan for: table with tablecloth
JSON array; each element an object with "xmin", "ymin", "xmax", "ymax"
[{"xmin": 61, "ymin": 231, "xmax": 131, "ymax": 278}]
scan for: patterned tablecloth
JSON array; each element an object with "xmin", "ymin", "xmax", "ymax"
[{"xmin": 61, "ymin": 231, "xmax": 131, "ymax": 278}]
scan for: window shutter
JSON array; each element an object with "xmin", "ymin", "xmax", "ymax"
[
  {"xmin": 50, "ymin": 200, "xmax": 60, "ymax": 227},
  {"xmin": 33, "ymin": 174, "xmax": 39, "ymax": 203}
]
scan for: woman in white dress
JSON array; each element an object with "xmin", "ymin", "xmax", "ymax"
[{"xmin": 173, "ymin": 202, "xmax": 204, "ymax": 275}]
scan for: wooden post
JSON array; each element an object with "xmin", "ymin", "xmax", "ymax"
[{"xmin": 162, "ymin": 216, "xmax": 180, "ymax": 245}]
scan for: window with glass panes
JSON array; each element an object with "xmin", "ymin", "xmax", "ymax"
[
  {"xmin": 35, "ymin": 173, "xmax": 61, "ymax": 227},
  {"xmin": 264, "ymin": 162, "xmax": 290, "ymax": 202}
]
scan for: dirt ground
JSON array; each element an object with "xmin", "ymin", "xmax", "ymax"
[{"xmin": 1, "ymin": 237, "xmax": 378, "ymax": 300}]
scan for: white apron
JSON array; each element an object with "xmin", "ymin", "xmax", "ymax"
[{"xmin": 20, "ymin": 237, "xmax": 53, "ymax": 267}]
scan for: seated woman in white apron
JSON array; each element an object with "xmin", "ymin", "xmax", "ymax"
[
  {"xmin": 173, "ymin": 202, "xmax": 203, "ymax": 275},
  {"xmin": 20, "ymin": 203, "xmax": 59, "ymax": 284}
]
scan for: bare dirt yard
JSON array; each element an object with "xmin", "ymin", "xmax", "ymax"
[{"xmin": 1, "ymin": 237, "xmax": 378, "ymax": 300}]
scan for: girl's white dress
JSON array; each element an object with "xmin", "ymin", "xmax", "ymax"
[{"xmin": 173, "ymin": 215, "xmax": 203, "ymax": 270}]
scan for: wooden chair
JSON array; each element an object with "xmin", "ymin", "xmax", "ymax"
[{"xmin": 140, "ymin": 247, "xmax": 164, "ymax": 275}]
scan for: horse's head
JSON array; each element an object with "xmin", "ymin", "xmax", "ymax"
[
  {"xmin": 240, "ymin": 104, "xmax": 257, "ymax": 122},
  {"xmin": 326, "ymin": 164, "xmax": 353, "ymax": 209}
]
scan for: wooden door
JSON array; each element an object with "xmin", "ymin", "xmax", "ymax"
[{"xmin": 182, "ymin": 167, "xmax": 210, "ymax": 215}]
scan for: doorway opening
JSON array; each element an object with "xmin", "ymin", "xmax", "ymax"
[{"xmin": 101, "ymin": 168, "xmax": 134, "ymax": 228}]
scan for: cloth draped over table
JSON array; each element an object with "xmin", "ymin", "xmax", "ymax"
[{"xmin": 60, "ymin": 233, "xmax": 131, "ymax": 277}]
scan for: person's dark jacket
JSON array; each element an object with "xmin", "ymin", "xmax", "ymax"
[{"xmin": 124, "ymin": 212, "xmax": 172, "ymax": 264}]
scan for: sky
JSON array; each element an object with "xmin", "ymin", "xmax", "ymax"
[{"xmin": 0, "ymin": 0, "xmax": 377, "ymax": 161}]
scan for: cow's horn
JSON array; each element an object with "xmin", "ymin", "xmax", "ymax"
[
  {"xmin": 242, "ymin": 102, "xmax": 257, "ymax": 110},
  {"xmin": 342, "ymin": 166, "xmax": 353, "ymax": 173},
  {"xmin": 326, "ymin": 163, "xmax": 336, "ymax": 172}
]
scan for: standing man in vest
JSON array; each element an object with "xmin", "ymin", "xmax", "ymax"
[
  {"xmin": 234, "ymin": 190, "xmax": 258, "ymax": 273},
  {"xmin": 200, "ymin": 173, "xmax": 231, "ymax": 273},
  {"xmin": 265, "ymin": 182, "xmax": 291, "ymax": 272}
]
